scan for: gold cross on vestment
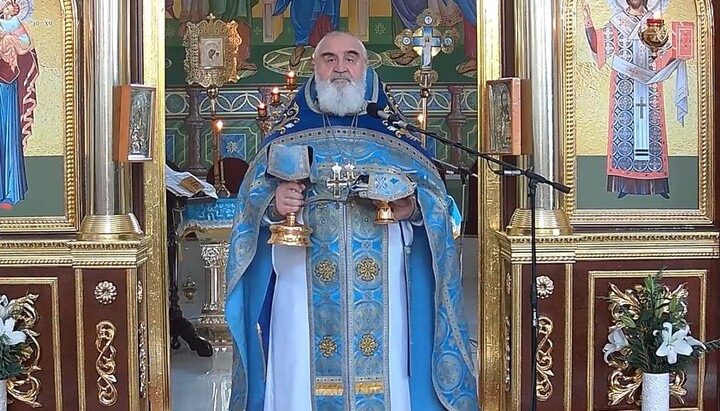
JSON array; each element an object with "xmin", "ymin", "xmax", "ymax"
[{"xmin": 327, "ymin": 164, "xmax": 349, "ymax": 199}]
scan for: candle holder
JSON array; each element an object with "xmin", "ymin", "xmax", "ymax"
[
  {"xmin": 256, "ymin": 79, "xmax": 298, "ymax": 138},
  {"xmin": 641, "ymin": 18, "xmax": 669, "ymax": 60},
  {"xmin": 208, "ymin": 86, "xmax": 230, "ymax": 197}
]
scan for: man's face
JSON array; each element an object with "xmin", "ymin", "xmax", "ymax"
[
  {"xmin": 313, "ymin": 34, "xmax": 366, "ymax": 87},
  {"xmin": 626, "ymin": 0, "xmax": 645, "ymax": 9}
]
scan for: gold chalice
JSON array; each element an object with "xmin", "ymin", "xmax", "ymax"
[{"xmin": 266, "ymin": 144, "xmax": 313, "ymax": 247}]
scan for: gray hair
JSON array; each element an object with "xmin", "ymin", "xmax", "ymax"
[{"xmin": 313, "ymin": 31, "xmax": 368, "ymax": 63}]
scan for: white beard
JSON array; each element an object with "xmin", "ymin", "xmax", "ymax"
[{"xmin": 315, "ymin": 73, "xmax": 367, "ymax": 117}]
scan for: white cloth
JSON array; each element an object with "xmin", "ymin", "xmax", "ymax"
[{"xmin": 263, "ymin": 223, "xmax": 413, "ymax": 411}]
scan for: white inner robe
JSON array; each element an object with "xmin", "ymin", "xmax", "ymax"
[{"xmin": 263, "ymin": 222, "xmax": 413, "ymax": 411}]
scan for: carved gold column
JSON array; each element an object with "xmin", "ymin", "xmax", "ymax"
[
  {"xmin": 476, "ymin": 0, "xmax": 505, "ymax": 409},
  {"xmin": 507, "ymin": 0, "xmax": 572, "ymax": 236},
  {"xmin": 196, "ymin": 241, "xmax": 232, "ymax": 346},
  {"xmin": 78, "ymin": 0, "xmax": 142, "ymax": 240}
]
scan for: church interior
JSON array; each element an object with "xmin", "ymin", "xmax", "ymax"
[{"xmin": 0, "ymin": 0, "xmax": 719, "ymax": 410}]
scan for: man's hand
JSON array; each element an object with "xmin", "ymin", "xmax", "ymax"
[
  {"xmin": 375, "ymin": 196, "xmax": 417, "ymax": 221},
  {"xmin": 275, "ymin": 181, "xmax": 306, "ymax": 216}
]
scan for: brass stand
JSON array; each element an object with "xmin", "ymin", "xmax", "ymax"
[
  {"xmin": 208, "ymin": 86, "xmax": 229, "ymax": 197},
  {"xmin": 196, "ymin": 241, "xmax": 232, "ymax": 346}
]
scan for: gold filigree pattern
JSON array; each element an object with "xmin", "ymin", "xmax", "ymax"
[
  {"xmin": 138, "ymin": 323, "xmax": 148, "ymax": 398},
  {"xmin": 536, "ymin": 276, "xmax": 555, "ymax": 299},
  {"xmin": 505, "ymin": 272, "xmax": 512, "ymax": 296},
  {"xmin": 6, "ymin": 294, "xmax": 41, "ymax": 408},
  {"xmin": 137, "ymin": 280, "xmax": 143, "ymax": 304},
  {"xmin": 318, "ymin": 336, "xmax": 338, "ymax": 358},
  {"xmin": 356, "ymin": 258, "xmax": 379, "ymax": 282},
  {"xmin": 94, "ymin": 281, "xmax": 118, "ymax": 305},
  {"xmin": 608, "ymin": 363, "xmax": 687, "ymax": 406},
  {"xmin": 504, "ymin": 316, "xmax": 511, "ymax": 392},
  {"xmin": 536, "ymin": 316, "xmax": 554, "ymax": 401},
  {"xmin": 96, "ymin": 321, "xmax": 118, "ymax": 406},
  {"xmin": 606, "ymin": 281, "xmax": 689, "ymax": 405},
  {"xmin": 314, "ymin": 259, "xmax": 337, "ymax": 283},
  {"xmin": 359, "ymin": 334, "xmax": 379, "ymax": 357}
]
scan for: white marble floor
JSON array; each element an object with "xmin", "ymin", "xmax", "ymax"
[{"xmin": 170, "ymin": 239, "xmax": 479, "ymax": 411}]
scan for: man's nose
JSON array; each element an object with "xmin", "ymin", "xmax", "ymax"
[{"xmin": 334, "ymin": 61, "xmax": 348, "ymax": 72}]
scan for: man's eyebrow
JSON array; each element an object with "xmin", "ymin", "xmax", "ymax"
[
  {"xmin": 320, "ymin": 52, "xmax": 337, "ymax": 58},
  {"xmin": 345, "ymin": 50, "xmax": 360, "ymax": 56}
]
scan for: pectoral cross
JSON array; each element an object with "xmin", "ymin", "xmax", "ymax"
[
  {"xmin": 636, "ymin": 98, "xmax": 647, "ymax": 119},
  {"xmin": 327, "ymin": 164, "xmax": 349, "ymax": 199}
]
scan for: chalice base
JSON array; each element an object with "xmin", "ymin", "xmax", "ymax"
[{"xmin": 268, "ymin": 219, "xmax": 313, "ymax": 247}]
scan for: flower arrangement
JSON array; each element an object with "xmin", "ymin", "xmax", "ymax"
[
  {"xmin": 0, "ymin": 295, "xmax": 27, "ymax": 381},
  {"xmin": 602, "ymin": 270, "xmax": 720, "ymax": 373}
]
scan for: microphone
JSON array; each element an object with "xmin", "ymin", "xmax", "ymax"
[
  {"xmin": 366, "ymin": 102, "xmax": 410, "ymax": 129},
  {"xmin": 364, "ymin": 102, "xmax": 571, "ymax": 194}
]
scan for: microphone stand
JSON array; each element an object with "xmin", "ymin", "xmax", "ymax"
[{"xmin": 401, "ymin": 121, "xmax": 569, "ymax": 411}]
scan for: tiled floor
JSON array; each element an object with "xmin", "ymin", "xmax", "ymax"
[{"xmin": 170, "ymin": 239, "xmax": 479, "ymax": 410}]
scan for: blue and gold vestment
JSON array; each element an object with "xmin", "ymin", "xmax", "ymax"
[{"xmin": 225, "ymin": 69, "xmax": 478, "ymax": 411}]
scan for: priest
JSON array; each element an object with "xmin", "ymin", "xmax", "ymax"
[{"xmin": 225, "ymin": 31, "xmax": 478, "ymax": 411}]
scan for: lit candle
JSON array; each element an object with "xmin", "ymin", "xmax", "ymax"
[
  {"xmin": 257, "ymin": 103, "xmax": 268, "ymax": 119},
  {"xmin": 270, "ymin": 87, "xmax": 281, "ymax": 105},
  {"xmin": 214, "ymin": 119, "xmax": 224, "ymax": 132},
  {"xmin": 417, "ymin": 114, "xmax": 425, "ymax": 129},
  {"xmin": 286, "ymin": 70, "xmax": 296, "ymax": 89}
]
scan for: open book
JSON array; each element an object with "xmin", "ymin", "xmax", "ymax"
[{"xmin": 165, "ymin": 165, "xmax": 218, "ymax": 199}]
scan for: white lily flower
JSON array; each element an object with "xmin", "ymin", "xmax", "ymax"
[
  {"xmin": 656, "ymin": 322, "xmax": 695, "ymax": 364},
  {"xmin": 0, "ymin": 317, "xmax": 27, "ymax": 346},
  {"xmin": 603, "ymin": 327, "xmax": 629, "ymax": 364},
  {"xmin": 682, "ymin": 324, "xmax": 706, "ymax": 350}
]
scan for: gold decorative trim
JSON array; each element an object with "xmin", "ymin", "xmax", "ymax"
[
  {"xmin": 564, "ymin": 264, "xmax": 573, "ymax": 411},
  {"xmin": 95, "ymin": 320, "xmax": 118, "ymax": 406},
  {"xmin": 476, "ymin": 0, "xmax": 504, "ymax": 408},
  {"xmin": 0, "ymin": 239, "xmax": 152, "ymax": 267},
  {"xmin": 318, "ymin": 336, "xmax": 338, "ymax": 358},
  {"xmin": 536, "ymin": 276, "xmax": 555, "ymax": 299},
  {"xmin": 314, "ymin": 259, "xmax": 337, "ymax": 283},
  {"xmin": 0, "ymin": 0, "xmax": 80, "ymax": 232},
  {"xmin": 127, "ymin": 269, "xmax": 141, "ymax": 407},
  {"xmin": 587, "ymin": 270, "xmax": 707, "ymax": 410},
  {"xmin": 138, "ymin": 323, "xmax": 148, "ymax": 398},
  {"xmin": 497, "ymin": 231, "xmax": 719, "ymax": 263},
  {"xmin": 314, "ymin": 381, "xmax": 384, "ymax": 396},
  {"xmin": 75, "ymin": 270, "xmax": 86, "ymax": 411},
  {"xmin": 561, "ymin": 0, "xmax": 715, "ymax": 226},
  {"xmin": 356, "ymin": 258, "xmax": 379, "ymax": 282},
  {"xmin": 536, "ymin": 316, "xmax": 554, "ymax": 401},
  {"xmin": 6, "ymin": 294, "xmax": 41, "ymax": 407},
  {"xmin": 1, "ymin": 278, "xmax": 63, "ymax": 409},
  {"xmin": 504, "ymin": 316, "xmax": 511, "ymax": 392},
  {"xmin": 142, "ymin": 0, "xmax": 171, "ymax": 407},
  {"xmin": 94, "ymin": 281, "xmax": 118, "ymax": 305},
  {"xmin": 137, "ymin": 280, "xmax": 143, "ymax": 304}
]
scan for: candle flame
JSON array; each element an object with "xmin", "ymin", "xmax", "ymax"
[
  {"xmin": 215, "ymin": 120, "xmax": 224, "ymax": 131},
  {"xmin": 417, "ymin": 114, "xmax": 425, "ymax": 124},
  {"xmin": 258, "ymin": 102, "xmax": 266, "ymax": 109},
  {"xmin": 272, "ymin": 87, "xmax": 280, "ymax": 94},
  {"xmin": 287, "ymin": 70, "xmax": 295, "ymax": 78}
]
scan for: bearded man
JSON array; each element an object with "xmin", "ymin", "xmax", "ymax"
[{"xmin": 225, "ymin": 31, "xmax": 478, "ymax": 411}]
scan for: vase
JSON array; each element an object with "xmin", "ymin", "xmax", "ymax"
[
  {"xmin": 642, "ymin": 372, "xmax": 670, "ymax": 411},
  {"xmin": 0, "ymin": 379, "xmax": 6, "ymax": 411}
]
